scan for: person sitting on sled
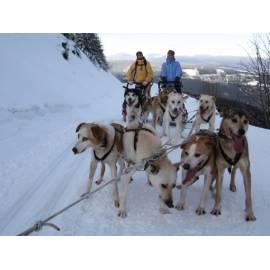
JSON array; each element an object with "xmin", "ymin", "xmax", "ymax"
[
  {"xmin": 122, "ymin": 51, "xmax": 153, "ymax": 121},
  {"xmin": 160, "ymin": 50, "xmax": 183, "ymax": 93}
]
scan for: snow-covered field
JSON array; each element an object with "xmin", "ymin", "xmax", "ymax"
[{"xmin": 0, "ymin": 34, "xmax": 270, "ymax": 235}]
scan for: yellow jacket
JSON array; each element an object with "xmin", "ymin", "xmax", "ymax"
[{"xmin": 127, "ymin": 59, "xmax": 153, "ymax": 83}]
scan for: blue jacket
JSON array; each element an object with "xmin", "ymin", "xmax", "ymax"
[{"xmin": 160, "ymin": 58, "xmax": 182, "ymax": 81}]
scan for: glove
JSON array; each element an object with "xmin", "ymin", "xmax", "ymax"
[
  {"xmin": 128, "ymin": 81, "xmax": 134, "ymax": 85},
  {"xmin": 175, "ymin": 76, "xmax": 180, "ymax": 83},
  {"xmin": 161, "ymin": 76, "xmax": 167, "ymax": 82}
]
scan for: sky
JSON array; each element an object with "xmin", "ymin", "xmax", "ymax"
[{"xmin": 99, "ymin": 33, "xmax": 254, "ymax": 57}]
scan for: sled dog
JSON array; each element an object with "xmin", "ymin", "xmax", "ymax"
[
  {"xmin": 72, "ymin": 122, "xmax": 125, "ymax": 207},
  {"xmin": 124, "ymin": 88, "xmax": 143, "ymax": 124},
  {"xmin": 189, "ymin": 94, "xmax": 216, "ymax": 136},
  {"xmin": 118, "ymin": 122, "xmax": 180, "ymax": 217},
  {"xmin": 211, "ymin": 109, "xmax": 256, "ymax": 221},
  {"xmin": 175, "ymin": 130, "xmax": 217, "ymax": 215},
  {"xmin": 162, "ymin": 91, "xmax": 188, "ymax": 144},
  {"xmin": 142, "ymin": 90, "xmax": 169, "ymax": 128}
]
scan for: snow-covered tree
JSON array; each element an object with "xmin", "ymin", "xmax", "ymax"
[{"xmin": 62, "ymin": 33, "xmax": 109, "ymax": 71}]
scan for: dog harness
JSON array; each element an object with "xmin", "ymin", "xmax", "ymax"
[
  {"xmin": 200, "ymin": 111, "xmax": 213, "ymax": 123},
  {"xmin": 218, "ymin": 132, "xmax": 244, "ymax": 167},
  {"xmin": 93, "ymin": 133, "xmax": 116, "ymax": 162},
  {"xmin": 159, "ymin": 102, "xmax": 166, "ymax": 113},
  {"xmin": 93, "ymin": 125, "xmax": 125, "ymax": 162},
  {"xmin": 169, "ymin": 112, "xmax": 179, "ymax": 121},
  {"xmin": 125, "ymin": 123, "xmax": 154, "ymax": 151}
]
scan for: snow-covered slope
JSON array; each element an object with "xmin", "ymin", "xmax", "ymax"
[{"xmin": 0, "ymin": 34, "xmax": 270, "ymax": 236}]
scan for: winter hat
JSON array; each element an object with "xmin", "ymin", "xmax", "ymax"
[
  {"xmin": 167, "ymin": 50, "xmax": 175, "ymax": 56},
  {"xmin": 136, "ymin": 51, "xmax": 143, "ymax": 57}
]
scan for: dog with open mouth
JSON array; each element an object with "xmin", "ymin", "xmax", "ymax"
[
  {"xmin": 189, "ymin": 94, "xmax": 216, "ymax": 136},
  {"xmin": 124, "ymin": 88, "xmax": 143, "ymax": 124},
  {"xmin": 211, "ymin": 109, "xmax": 256, "ymax": 221},
  {"xmin": 175, "ymin": 130, "xmax": 217, "ymax": 215},
  {"xmin": 72, "ymin": 122, "xmax": 125, "ymax": 207},
  {"xmin": 162, "ymin": 90, "xmax": 188, "ymax": 144}
]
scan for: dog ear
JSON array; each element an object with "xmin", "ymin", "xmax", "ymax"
[
  {"xmin": 180, "ymin": 136, "xmax": 195, "ymax": 149},
  {"xmin": 91, "ymin": 125, "xmax": 107, "ymax": 145},
  {"xmin": 149, "ymin": 163, "xmax": 160, "ymax": 175},
  {"xmin": 212, "ymin": 96, "xmax": 216, "ymax": 102},
  {"xmin": 75, "ymin": 122, "xmax": 86, "ymax": 132}
]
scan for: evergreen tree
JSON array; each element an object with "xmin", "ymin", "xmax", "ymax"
[{"xmin": 62, "ymin": 33, "xmax": 109, "ymax": 71}]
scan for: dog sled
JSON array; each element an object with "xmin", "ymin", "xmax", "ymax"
[
  {"xmin": 123, "ymin": 81, "xmax": 153, "ymax": 102},
  {"xmin": 157, "ymin": 80, "xmax": 183, "ymax": 93}
]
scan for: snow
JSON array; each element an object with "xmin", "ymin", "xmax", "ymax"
[
  {"xmin": 0, "ymin": 34, "xmax": 270, "ymax": 236},
  {"xmin": 183, "ymin": 68, "xmax": 199, "ymax": 77}
]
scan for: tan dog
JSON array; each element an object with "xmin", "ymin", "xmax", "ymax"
[
  {"xmin": 72, "ymin": 122, "xmax": 125, "ymax": 207},
  {"xmin": 211, "ymin": 110, "xmax": 256, "ymax": 221},
  {"xmin": 175, "ymin": 130, "xmax": 217, "ymax": 215},
  {"xmin": 189, "ymin": 94, "xmax": 216, "ymax": 136},
  {"xmin": 162, "ymin": 91, "xmax": 188, "ymax": 144},
  {"xmin": 118, "ymin": 122, "xmax": 180, "ymax": 217},
  {"xmin": 142, "ymin": 90, "xmax": 169, "ymax": 128}
]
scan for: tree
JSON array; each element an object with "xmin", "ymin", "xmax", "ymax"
[
  {"xmin": 62, "ymin": 33, "xmax": 109, "ymax": 71},
  {"xmin": 241, "ymin": 34, "xmax": 270, "ymax": 128}
]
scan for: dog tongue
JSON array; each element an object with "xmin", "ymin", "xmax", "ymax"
[
  {"xmin": 182, "ymin": 169, "xmax": 197, "ymax": 185},
  {"xmin": 232, "ymin": 134, "xmax": 244, "ymax": 153}
]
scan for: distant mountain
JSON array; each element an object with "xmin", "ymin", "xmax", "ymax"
[
  {"xmin": 107, "ymin": 53, "xmax": 134, "ymax": 61},
  {"xmin": 107, "ymin": 53, "xmax": 249, "ymax": 67}
]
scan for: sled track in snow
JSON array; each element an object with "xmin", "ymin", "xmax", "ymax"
[{"xmin": 0, "ymin": 139, "xmax": 84, "ymax": 234}]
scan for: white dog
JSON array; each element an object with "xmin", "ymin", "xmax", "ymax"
[
  {"xmin": 72, "ymin": 122, "xmax": 125, "ymax": 207},
  {"xmin": 162, "ymin": 91, "xmax": 187, "ymax": 144},
  {"xmin": 118, "ymin": 122, "xmax": 180, "ymax": 217},
  {"xmin": 189, "ymin": 94, "xmax": 216, "ymax": 136}
]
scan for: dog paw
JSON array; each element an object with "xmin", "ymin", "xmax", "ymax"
[
  {"xmin": 160, "ymin": 207, "xmax": 171, "ymax": 214},
  {"xmin": 175, "ymin": 203, "xmax": 185, "ymax": 210},
  {"xmin": 118, "ymin": 210, "xmax": 127, "ymax": 218},
  {"xmin": 114, "ymin": 200, "xmax": 120, "ymax": 208},
  {"xmin": 245, "ymin": 212, "xmax": 256, "ymax": 221},
  {"xmin": 95, "ymin": 178, "xmax": 103, "ymax": 185},
  {"xmin": 211, "ymin": 208, "xmax": 221, "ymax": 216},
  {"xmin": 196, "ymin": 207, "xmax": 206, "ymax": 215},
  {"xmin": 229, "ymin": 184, "xmax": 237, "ymax": 192}
]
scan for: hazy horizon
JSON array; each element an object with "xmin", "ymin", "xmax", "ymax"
[{"xmin": 99, "ymin": 33, "xmax": 254, "ymax": 58}]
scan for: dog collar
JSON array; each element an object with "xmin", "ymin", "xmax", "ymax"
[{"xmin": 169, "ymin": 112, "xmax": 179, "ymax": 121}]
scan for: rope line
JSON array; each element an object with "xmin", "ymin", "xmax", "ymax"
[{"xmin": 17, "ymin": 141, "xmax": 181, "ymax": 236}]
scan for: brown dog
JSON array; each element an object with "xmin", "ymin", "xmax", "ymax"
[
  {"xmin": 175, "ymin": 130, "xmax": 217, "ymax": 215},
  {"xmin": 142, "ymin": 90, "xmax": 170, "ymax": 128},
  {"xmin": 211, "ymin": 109, "xmax": 256, "ymax": 221}
]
